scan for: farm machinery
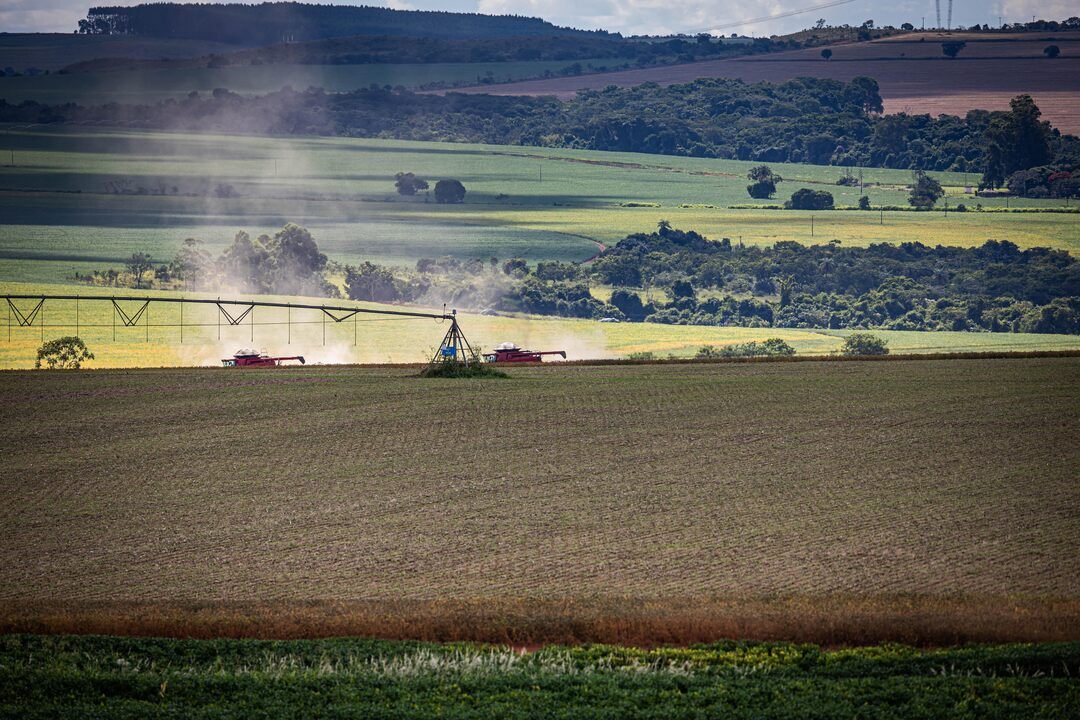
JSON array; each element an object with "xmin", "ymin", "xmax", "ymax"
[
  {"xmin": 482, "ymin": 341, "xmax": 566, "ymax": 363},
  {"xmin": 222, "ymin": 349, "xmax": 305, "ymax": 367}
]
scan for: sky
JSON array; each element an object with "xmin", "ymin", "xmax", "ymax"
[{"xmin": 1, "ymin": 0, "xmax": 1075, "ymax": 36}]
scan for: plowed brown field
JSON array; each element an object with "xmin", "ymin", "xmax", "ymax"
[
  {"xmin": 1, "ymin": 358, "xmax": 1077, "ymax": 607},
  {"xmin": 452, "ymin": 32, "xmax": 1080, "ymax": 134}
]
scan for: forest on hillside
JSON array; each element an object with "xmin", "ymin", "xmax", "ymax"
[{"xmin": 77, "ymin": 3, "xmax": 612, "ymax": 43}]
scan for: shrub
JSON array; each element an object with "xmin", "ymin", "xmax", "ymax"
[
  {"xmin": 434, "ymin": 179, "xmax": 466, "ymax": 204},
  {"xmin": 36, "ymin": 336, "xmax": 95, "ymax": 369},
  {"xmin": 394, "ymin": 172, "xmax": 429, "ymax": 196},
  {"xmin": 747, "ymin": 180, "xmax": 777, "ymax": 199},
  {"xmin": 941, "ymin": 41, "xmax": 966, "ymax": 59},
  {"xmin": 422, "ymin": 350, "xmax": 507, "ymax": 378},
  {"xmin": 858, "ymin": 196, "xmax": 871, "ymax": 210},
  {"xmin": 719, "ymin": 338, "xmax": 796, "ymax": 357},
  {"xmin": 786, "ymin": 189, "xmax": 834, "ymax": 210},
  {"xmin": 839, "ymin": 333, "xmax": 889, "ymax": 356}
]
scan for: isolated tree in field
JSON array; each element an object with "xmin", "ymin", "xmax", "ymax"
[
  {"xmin": 908, "ymin": 170, "xmax": 943, "ymax": 209},
  {"xmin": 820, "ymin": 48, "xmax": 832, "ymax": 60},
  {"xmin": 434, "ymin": 178, "xmax": 466, "ymax": 204},
  {"xmin": 1043, "ymin": 45, "xmax": 1060, "ymax": 58},
  {"xmin": 394, "ymin": 171, "xmax": 429, "ymax": 196},
  {"xmin": 36, "ymin": 336, "xmax": 94, "ymax": 369},
  {"xmin": 840, "ymin": 333, "xmax": 889, "ymax": 356},
  {"xmin": 126, "ymin": 252, "xmax": 153, "ymax": 289},
  {"xmin": 941, "ymin": 41, "xmax": 966, "ymax": 59},
  {"xmin": 747, "ymin": 165, "xmax": 781, "ymax": 199},
  {"xmin": 858, "ymin": 195, "xmax": 871, "ymax": 210}
]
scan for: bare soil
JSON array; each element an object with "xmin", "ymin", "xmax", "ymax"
[{"xmin": 1, "ymin": 359, "xmax": 1076, "ymax": 632}]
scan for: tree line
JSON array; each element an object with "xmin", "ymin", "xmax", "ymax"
[
  {"xmin": 92, "ymin": 222, "xmax": 1077, "ymax": 336},
  {"xmin": 5, "ymin": 79, "xmax": 1075, "ymax": 185}
]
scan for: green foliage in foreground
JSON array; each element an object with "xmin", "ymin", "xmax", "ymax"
[{"xmin": 1, "ymin": 635, "xmax": 1077, "ymax": 718}]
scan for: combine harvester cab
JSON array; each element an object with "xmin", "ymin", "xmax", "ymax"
[
  {"xmin": 222, "ymin": 349, "xmax": 306, "ymax": 367},
  {"xmin": 482, "ymin": 341, "xmax": 566, "ymax": 363}
]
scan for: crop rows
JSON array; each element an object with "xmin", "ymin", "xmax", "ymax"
[{"xmin": 1, "ymin": 359, "xmax": 1076, "ymax": 606}]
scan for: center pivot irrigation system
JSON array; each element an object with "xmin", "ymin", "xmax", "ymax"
[{"xmin": 2, "ymin": 294, "xmax": 477, "ymax": 367}]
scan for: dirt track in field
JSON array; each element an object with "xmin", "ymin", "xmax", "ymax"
[{"xmin": 448, "ymin": 32, "xmax": 1080, "ymax": 134}]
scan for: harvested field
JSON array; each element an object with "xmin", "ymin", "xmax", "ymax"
[
  {"xmin": 455, "ymin": 32, "xmax": 1080, "ymax": 134},
  {"xmin": 1, "ymin": 358, "xmax": 1077, "ymax": 642}
]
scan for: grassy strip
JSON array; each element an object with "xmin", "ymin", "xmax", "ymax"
[
  {"xmin": 1, "ymin": 634, "xmax": 1078, "ymax": 718},
  {"xmin": 2, "ymin": 597, "xmax": 1078, "ymax": 646}
]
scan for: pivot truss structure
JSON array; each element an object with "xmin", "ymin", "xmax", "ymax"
[{"xmin": 3, "ymin": 294, "xmax": 473, "ymax": 362}]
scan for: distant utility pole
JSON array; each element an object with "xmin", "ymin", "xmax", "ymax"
[
  {"xmin": 811, "ymin": 214, "xmax": 815, "ymax": 237},
  {"xmin": 539, "ymin": 163, "xmax": 542, "ymax": 183},
  {"xmin": 880, "ymin": 208, "xmax": 883, "ymax": 225}
]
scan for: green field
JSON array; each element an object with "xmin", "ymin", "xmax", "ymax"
[
  {"xmin": 0, "ymin": 33, "xmax": 247, "ymax": 72},
  {"xmin": 2, "ymin": 635, "xmax": 1078, "ymax": 718},
  {"xmin": 3, "ymin": 282, "xmax": 1080, "ymax": 369},
  {"xmin": 0, "ymin": 59, "xmax": 619, "ymax": 104},
  {"xmin": 1, "ymin": 127, "xmax": 1076, "ymax": 288}
]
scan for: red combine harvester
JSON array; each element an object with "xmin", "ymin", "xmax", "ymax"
[
  {"xmin": 483, "ymin": 342, "xmax": 566, "ymax": 363},
  {"xmin": 221, "ymin": 349, "xmax": 305, "ymax": 367}
]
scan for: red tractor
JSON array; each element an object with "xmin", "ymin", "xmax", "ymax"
[
  {"xmin": 222, "ymin": 349, "xmax": 306, "ymax": 367},
  {"xmin": 482, "ymin": 342, "xmax": 566, "ymax": 363}
]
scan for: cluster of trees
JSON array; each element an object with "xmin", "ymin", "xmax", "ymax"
[
  {"xmin": 329, "ymin": 224, "xmax": 1079, "ymax": 335},
  {"xmin": 164, "ymin": 223, "xmax": 337, "ymax": 296},
  {"xmin": 395, "ymin": 173, "xmax": 467, "ymax": 203},
  {"xmin": 110, "ymin": 221, "xmax": 1079, "ymax": 336},
  {"xmin": 7, "ymin": 79, "xmax": 1075, "ymax": 183},
  {"xmin": 77, "ymin": 3, "xmax": 611, "ymax": 43},
  {"xmin": 1006, "ymin": 167, "xmax": 1078, "ymax": 198},
  {"xmin": 585, "ymin": 226, "xmax": 1078, "ymax": 333}
]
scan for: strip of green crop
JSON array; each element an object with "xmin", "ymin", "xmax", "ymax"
[{"xmin": 1, "ymin": 635, "xmax": 1077, "ymax": 718}]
